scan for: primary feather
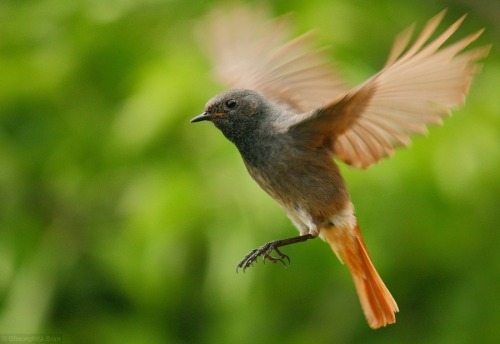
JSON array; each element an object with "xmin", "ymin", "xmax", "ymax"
[
  {"xmin": 197, "ymin": 4, "xmax": 348, "ymax": 113},
  {"xmin": 198, "ymin": 6, "xmax": 489, "ymax": 169},
  {"xmin": 331, "ymin": 10, "xmax": 489, "ymax": 168}
]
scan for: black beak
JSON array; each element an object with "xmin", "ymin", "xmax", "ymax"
[{"xmin": 190, "ymin": 112, "xmax": 210, "ymax": 123}]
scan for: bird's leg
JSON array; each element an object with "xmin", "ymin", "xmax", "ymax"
[{"xmin": 236, "ymin": 234, "xmax": 316, "ymax": 272}]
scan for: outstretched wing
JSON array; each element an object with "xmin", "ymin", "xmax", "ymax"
[
  {"xmin": 290, "ymin": 10, "xmax": 489, "ymax": 168},
  {"xmin": 196, "ymin": 4, "xmax": 348, "ymax": 113}
]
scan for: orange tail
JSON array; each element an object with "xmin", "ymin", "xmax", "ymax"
[{"xmin": 322, "ymin": 222, "xmax": 399, "ymax": 329}]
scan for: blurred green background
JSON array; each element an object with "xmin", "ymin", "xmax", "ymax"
[{"xmin": 0, "ymin": 0, "xmax": 498, "ymax": 343}]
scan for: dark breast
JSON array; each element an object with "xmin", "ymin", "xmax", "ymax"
[{"xmin": 242, "ymin": 139, "xmax": 350, "ymax": 223}]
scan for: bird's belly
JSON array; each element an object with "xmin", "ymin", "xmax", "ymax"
[{"xmin": 245, "ymin": 156, "xmax": 350, "ymax": 233}]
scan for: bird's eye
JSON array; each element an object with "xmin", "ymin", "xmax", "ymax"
[{"xmin": 225, "ymin": 99, "xmax": 237, "ymax": 109}]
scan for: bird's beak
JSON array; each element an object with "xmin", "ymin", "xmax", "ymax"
[{"xmin": 190, "ymin": 112, "xmax": 211, "ymax": 123}]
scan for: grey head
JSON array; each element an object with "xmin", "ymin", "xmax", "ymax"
[{"xmin": 191, "ymin": 89, "xmax": 278, "ymax": 148}]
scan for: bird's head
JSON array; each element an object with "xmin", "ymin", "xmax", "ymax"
[{"xmin": 191, "ymin": 89, "xmax": 273, "ymax": 144}]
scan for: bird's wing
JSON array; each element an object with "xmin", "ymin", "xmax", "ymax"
[
  {"xmin": 196, "ymin": 4, "xmax": 348, "ymax": 113},
  {"xmin": 289, "ymin": 10, "xmax": 489, "ymax": 168}
]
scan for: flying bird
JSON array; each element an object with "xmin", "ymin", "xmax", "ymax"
[{"xmin": 191, "ymin": 5, "xmax": 489, "ymax": 329}]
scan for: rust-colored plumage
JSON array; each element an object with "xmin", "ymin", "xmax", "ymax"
[
  {"xmin": 192, "ymin": 5, "xmax": 489, "ymax": 329},
  {"xmin": 322, "ymin": 223, "xmax": 398, "ymax": 328}
]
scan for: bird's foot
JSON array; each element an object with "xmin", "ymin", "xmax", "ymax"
[
  {"xmin": 236, "ymin": 241, "xmax": 290, "ymax": 272},
  {"xmin": 236, "ymin": 234, "xmax": 316, "ymax": 272}
]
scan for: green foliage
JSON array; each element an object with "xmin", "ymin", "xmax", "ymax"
[{"xmin": 0, "ymin": 0, "xmax": 498, "ymax": 343}]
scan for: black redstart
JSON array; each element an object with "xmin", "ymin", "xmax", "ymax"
[{"xmin": 191, "ymin": 6, "xmax": 489, "ymax": 328}]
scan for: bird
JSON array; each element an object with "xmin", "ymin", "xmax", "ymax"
[{"xmin": 190, "ymin": 4, "xmax": 489, "ymax": 329}]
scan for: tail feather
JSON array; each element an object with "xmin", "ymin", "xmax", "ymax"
[{"xmin": 323, "ymin": 223, "xmax": 398, "ymax": 329}]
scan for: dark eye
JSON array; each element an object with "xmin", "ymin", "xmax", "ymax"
[{"xmin": 225, "ymin": 99, "xmax": 237, "ymax": 109}]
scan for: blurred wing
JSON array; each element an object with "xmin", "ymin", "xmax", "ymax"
[
  {"xmin": 196, "ymin": 4, "xmax": 348, "ymax": 113},
  {"xmin": 293, "ymin": 10, "xmax": 489, "ymax": 168}
]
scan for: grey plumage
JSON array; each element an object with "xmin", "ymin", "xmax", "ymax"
[
  {"xmin": 193, "ymin": 88, "xmax": 350, "ymax": 234},
  {"xmin": 191, "ymin": 5, "xmax": 489, "ymax": 329}
]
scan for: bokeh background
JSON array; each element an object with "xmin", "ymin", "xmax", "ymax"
[{"xmin": 0, "ymin": 0, "xmax": 498, "ymax": 343}]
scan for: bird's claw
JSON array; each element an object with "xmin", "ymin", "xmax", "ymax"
[{"xmin": 236, "ymin": 241, "xmax": 290, "ymax": 273}]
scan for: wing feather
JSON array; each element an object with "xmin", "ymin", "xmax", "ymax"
[
  {"xmin": 330, "ymin": 12, "xmax": 489, "ymax": 168},
  {"xmin": 199, "ymin": 7, "xmax": 488, "ymax": 169},
  {"xmin": 197, "ymin": 4, "xmax": 348, "ymax": 113}
]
